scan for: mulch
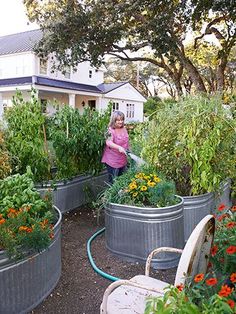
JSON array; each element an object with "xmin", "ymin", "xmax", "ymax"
[{"xmin": 31, "ymin": 206, "xmax": 176, "ymax": 314}]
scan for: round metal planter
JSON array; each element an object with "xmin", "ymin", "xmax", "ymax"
[
  {"xmin": 214, "ymin": 179, "xmax": 232, "ymax": 212},
  {"xmin": 183, "ymin": 192, "xmax": 215, "ymax": 242},
  {"xmin": 36, "ymin": 170, "xmax": 109, "ymax": 213},
  {"xmin": 105, "ymin": 196, "xmax": 184, "ymax": 269},
  {"xmin": 0, "ymin": 206, "xmax": 62, "ymax": 314}
]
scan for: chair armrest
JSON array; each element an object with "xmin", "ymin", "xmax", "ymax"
[
  {"xmin": 145, "ymin": 247, "xmax": 183, "ymax": 276},
  {"xmin": 100, "ymin": 279, "xmax": 165, "ymax": 313}
]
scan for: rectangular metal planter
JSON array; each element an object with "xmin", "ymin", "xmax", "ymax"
[
  {"xmin": 0, "ymin": 206, "xmax": 62, "ymax": 314},
  {"xmin": 105, "ymin": 196, "xmax": 184, "ymax": 269},
  {"xmin": 36, "ymin": 170, "xmax": 109, "ymax": 213}
]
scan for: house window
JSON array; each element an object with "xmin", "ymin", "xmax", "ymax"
[
  {"xmin": 126, "ymin": 103, "xmax": 135, "ymax": 118},
  {"xmin": 112, "ymin": 102, "xmax": 119, "ymax": 112},
  {"xmin": 89, "ymin": 70, "xmax": 92, "ymax": 78},
  {"xmin": 40, "ymin": 58, "xmax": 47, "ymax": 75},
  {"xmin": 64, "ymin": 66, "xmax": 71, "ymax": 79},
  {"xmin": 40, "ymin": 99, "xmax": 47, "ymax": 113},
  {"xmin": 88, "ymin": 100, "xmax": 96, "ymax": 110}
]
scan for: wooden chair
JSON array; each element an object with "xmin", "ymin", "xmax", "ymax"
[{"xmin": 100, "ymin": 214, "xmax": 215, "ymax": 314}]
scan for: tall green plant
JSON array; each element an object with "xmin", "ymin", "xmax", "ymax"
[
  {"xmin": 48, "ymin": 105, "xmax": 111, "ymax": 179},
  {"xmin": 3, "ymin": 90, "xmax": 50, "ymax": 182},
  {"xmin": 141, "ymin": 95, "xmax": 236, "ymax": 196},
  {"xmin": 0, "ymin": 131, "xmax": 11, "ymax": 179}
]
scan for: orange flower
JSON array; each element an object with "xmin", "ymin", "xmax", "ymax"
[
  {"xmin": 7, "ymin": 208, "xmax": 18, "ymax": 218},
  {"xmin": 211, "ymin": 245, "xmax": 218, "ymax": 256},
  {"xmin": 206, "ymin": 278, "xmax": 218, "ymax": 286},
  {"xmin": 218, "ymin": 285, "xmax": 234, "ymax": 297},
  {"xmin": 26, "ymin": 227, "xmax": 33, "ymax": 233},
  {"xmin": 0, "ymin": 218, "xmax": 6, "ymax": 225},
  {"xmin": 218, "ymin": 214, "xmax": 227, "ymax": 222},
  {"xmin": 19, "ymin": 226, "xmax": 29, "ymax": 232},
  {"xmin": 194, "ymin": 273, "xmax": 204, "ymax": 283},
  {"xmin": 231, "ymin": 206, "xmax": 236, "ymax": 212},
  {"xmin": 176, "ymin": 284, "xmax": 184, "ymax": 291},
  {"xmin": 226, "ymin": 246, "xmax": 236, "ymax": 255},
  {"xmin": 49, "ymin": 232, "xmax": 54, "ymax": 239},
  {"xmin": 226, "ymin": 221, "xmax": 236, "ymax": 229},
  {"xmin": 230, "ymin": 273, "xmax": 236, "ymax": 283},
  {"xmin": 218, "ymin": 204, "xmax": 226, "ymax": 212},
  {"xmin": 227, "ymin": 299, "xmax": 235, "ymax": 309}
]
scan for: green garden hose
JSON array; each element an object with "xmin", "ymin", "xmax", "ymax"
[{"xmin": 87, "ymin": 227, "xmax": 120, "ymax": 282}]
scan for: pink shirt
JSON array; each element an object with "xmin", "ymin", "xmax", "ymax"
[{"xmin": 101, "ymin": 127, "xmax": 129, "ymax": 168}]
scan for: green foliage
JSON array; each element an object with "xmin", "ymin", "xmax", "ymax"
[
  {"xmin": 103, "ymin": 165, "xmax": 178, "ymax": 208},
  {"xmin": 0, "ymin": 170, "xmax": 55, "ymax": 259},
  {"xmin": 3, "ymin": 90, "xmax": 50, "ymax": 182},
  {"xmin": 141, "ymin": 95, "xmax": 236, "ymax": 196},
  {"xmin": 0, "ymin": 131, "xmax": 11, "ymax": 179},
  {"xmin": 48, "ymin": 105, "xmax": 111, "ymax": 179}
]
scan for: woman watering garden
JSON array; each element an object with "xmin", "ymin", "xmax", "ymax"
[{"xmin": 101, "ymin": 111, "xmax": 129, "ymax": 183}]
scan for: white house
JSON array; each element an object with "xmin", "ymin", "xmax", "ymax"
[{"xmin": 0, "ymin": 30, "xmax": 145, "ymax": 122}]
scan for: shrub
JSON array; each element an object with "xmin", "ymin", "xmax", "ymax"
[
  {"xmin": 0, "ymin": 169, "xmax": 56, "ymax": 259},
  {"xmin": 0, "ymin": 131, "xmax": 11, "ymax": 179},
  {"xmin": 103, "ymin": 165, "xmax": 179, "ymax": 207},
  {"xmin": 140, "ymin": 95, "xmax": 236, "ymax": 196},
  {"xmin": 3, "ymin": 90, "xmax": 50, "ymax": 182}
]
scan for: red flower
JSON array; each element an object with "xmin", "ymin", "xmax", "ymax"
[
  {"xmin": 226, "ymin": 246, "xmax": 236, "ymax": 255},
  {"xmin": 176, "ymin": 284, "xmax": 184, "ymax": 291},
  {"xmin": 226, "ymin": 221, "xmax": 236, "ymax": 229},
  {"xmin": 218, "ymin": 204, "xmax": 226, "ymax": 212},
  {"xmin": 227, "ymin": 299, "xmax": 235, "ymax": 309},
  {"xmin": 207, "ymin": 262, "xmax": 213, "ymax": 269},
  {"xmin": 0, "ymin": 218, "xmax": 6, "ymax": 225},
  {"xmin": 206, "ymin": 278, "xmax": 218, "ymax": 286},
  {"xmin": 231, "ymin": 206, "xmax": 236, "ymax": 212},
  {"xmin": 230, "ymin": 273, "xmax": 236, "ymax": 283},
  {"xmin": 211, "ymin": 245, "xmax": 218, "ymax": 256},
  {"xmin": 218, "ymin": 285, "xmax": 234, "ymax": 297},
  {"xmin": 194, "ymin": 273, "xmax": 204, "ymax": 283},
  {"xmin": 218, "ymin": 214, "xmax": 227, "ymax": 222}
]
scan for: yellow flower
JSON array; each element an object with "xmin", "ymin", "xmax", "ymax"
[
  {"xmin": 140, "ymin": 185, "xmax": 147, "ymax": 191},
  {"xmin": 129, "ymin": 183, "xmax": 137, "ymax": 190},
  {"xmin": 147, "ymin": 181, "xmax": 155, "ymax": 187},
  {"xmin": 133, "ymin": 192, "xmax": 138, "ymax": 197},
  {"xmin": 154, "ymin": 176, "xmax": 161, "ymax": 183}
]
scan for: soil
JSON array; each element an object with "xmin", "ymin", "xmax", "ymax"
[{"xmin": 31, "ymin": 206, "xmax": 176, "ymax": 314}]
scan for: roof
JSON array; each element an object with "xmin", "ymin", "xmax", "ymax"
[
  {"xmin": 97, "ymin": 82, "xmax": 128, "ymax": 93},
  {"xmin": 0, "ymin": 76, "xmax": 102, "ymax": 94},
  {"xmin": 0, "ymin": 29, "xmax": 42, "ymax": 56}
]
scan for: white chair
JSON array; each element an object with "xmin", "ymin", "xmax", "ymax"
[{"xmin": 100, "ymin": 214, "xmax": 215, "ymax": 314}]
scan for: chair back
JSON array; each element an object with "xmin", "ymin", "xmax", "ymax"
[{"xmin": 174, "ymin": 214, "xmax": 215, "ymax": 286}]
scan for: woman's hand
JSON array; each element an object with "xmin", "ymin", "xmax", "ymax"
[{"xmin": 118, "ymin": 146, "xmax": 127, "ymax": 155}]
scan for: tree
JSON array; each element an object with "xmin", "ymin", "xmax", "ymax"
[{"xmin": 24, "ymin": 0, "xmax": 236, "ymax": 93}]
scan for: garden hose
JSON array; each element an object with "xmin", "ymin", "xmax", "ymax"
[{"xmin": 87, "ymin": 227, "xmax": 121, "ymax": 282}]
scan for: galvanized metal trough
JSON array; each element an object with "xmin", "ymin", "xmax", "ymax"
[
  {"xmin": 105, "ymin": 196, "xmax": 184, "ymax": 269},
  {"xmin": 0, "ymin": 206, "xmax": 62, "ymax": 314},
  {"xmin": 36, "ymin": 170, "xmax": 109, "ymax": 213}
]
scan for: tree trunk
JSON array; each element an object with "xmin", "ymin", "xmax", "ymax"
[
  {"xmin": 182, "ymin": 59, "xmax": 207, "ymax": 93},
  {"xmin": 216, "ymin": 56, "xmax": 227, "ymax": 91}
]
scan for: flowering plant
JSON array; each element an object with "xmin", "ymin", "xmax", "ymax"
[
  {"xmin": 145, "ymin": 204, "xmax": 236, "ymax": 313},
  {"xmin": 103, "ymin": 165, "xmax": 179, "ymax": 207},
  {"xmin": 0, "ymin": 170, "xmax": 56, "ymax": 259}
]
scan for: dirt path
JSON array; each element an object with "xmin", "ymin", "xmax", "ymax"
[{"xmin": 31, "ymin": 207, "xmax": 176, "ymax": 314}]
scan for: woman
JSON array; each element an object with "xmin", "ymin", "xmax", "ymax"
[{"xmin": 102, "ymin": 111, "xmax": 129, "ymax": 183}]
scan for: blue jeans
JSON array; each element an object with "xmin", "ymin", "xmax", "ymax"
[{"xmin": 105, "ymin": 164, "xmax": 127, "ymax": 184}]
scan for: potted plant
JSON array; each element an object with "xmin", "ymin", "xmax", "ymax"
[
  {"xmin": 0, "ymin": 169, "xmax": 62, "ymax": 314},
  {"xmin": 138, "ymin": 95, "xmax": 235, "ymax": 241},
  {"xmin": 103, "ymin": 165, "xmax": 184, "ymax": 269},
  {"xmin": 145, "ymin": 205, "xmax": 236, "ymax": 313},
  {"xmin": 3, "ymin": 91, "xmax": 111, "ymax": 213}
]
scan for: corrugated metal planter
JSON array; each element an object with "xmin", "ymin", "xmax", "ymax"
[
  {"xmin": 183, "ymin": 192, "xmax": 215, "ymax": 242},
  {"xmin": 0, "ymin": 206, "xmax": 62, "ymax": 314},
  {"xmin": 214, "ymin": 179, "xmax": 232, "ymax": 212},
  {"xmin": 36, "ymin": 170, "xmax": 108, "ymax": 213},
  {"xmin": 105, "ymin": 196, "xmax": 184, "ymax": 269}
]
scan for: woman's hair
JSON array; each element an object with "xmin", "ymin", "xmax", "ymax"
[{"xmin": 109, "ymin": 111, "xmax": 125, "ymax": 128}]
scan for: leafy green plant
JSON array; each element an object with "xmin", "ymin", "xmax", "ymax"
[
  {"xmin": 0, "ymin": 131, "xmax": 11, "ymax": 179},
  {"xmin": 140, "ymin": 95, "xmax": 236, "ymax": 196},
  {"xmin": 103, "ymin": 165, "xmax": 178, "ymax": 207},
  {"xmin": 48, "ymin": 105, "xmax": 111, "ymax": 179},
  {"xmin": 0, "ymin": 169, "xmax": 56, "ymax": 259},
  {"xmin": 3, "ymin": 90, "xmax": 50, "ymax": 182}
]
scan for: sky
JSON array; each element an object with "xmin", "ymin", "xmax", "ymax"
[{"xmin": 0, "ymin": 0, "xmax": 39, "ymax": 37}]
